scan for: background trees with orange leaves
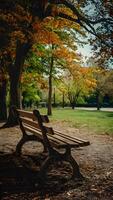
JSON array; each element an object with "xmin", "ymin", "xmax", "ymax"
[{"xmin": 0, "ymin": 0, "xmax": 113, "ymax": 126}]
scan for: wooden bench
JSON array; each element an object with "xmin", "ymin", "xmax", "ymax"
[{"xmin": 12, "ymin": 107, "xmax": 90, "ymax": 181}]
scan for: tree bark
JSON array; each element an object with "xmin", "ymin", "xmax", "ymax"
[
  {"xmin": 0, "ymin": 79, "xmax": 7, "ymax": 121},
  {"xmin": 71, "ymin": 102, "xmax": 75, "ymax": 109},
  {"xmin": 4, "ymin": 41, "xmax": 31, "ymax": 127},
  {"xmin": 62, "ymin": 92, "xmax": 65, "ymax": 108},
  {"xmin": 47, "ymin": 49, "xmax": 54, "ymax": 116},
  {"xmin": 53, "ymin": 87, "xmax": 56, "ymax": 107},
  {"xmin": 96, "ymin": 91, "xmax": 101, "ymax": 111},
  {"xmin": 68, "ymin": 91, "xmax": 81, "ymax": 110}
]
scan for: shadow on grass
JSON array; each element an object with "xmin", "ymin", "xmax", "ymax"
[
  {"xmin": 106, "ymin": 112, "xmax": 113, "ymax": 117},
  {"xmin": 0, "ymin": 152, "xmax": 83, "ymax": 199}
]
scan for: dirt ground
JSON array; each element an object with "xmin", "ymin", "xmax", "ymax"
[{"xmin": 0, "ymin": 122, "xmax": 113, "ymax": 200}]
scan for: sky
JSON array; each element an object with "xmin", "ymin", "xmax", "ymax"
[
  {"xmin": 78, "ymin": 44, "xmax": 93, "ymax": 59},
  {"xmin": 76, "ymin": 41, "xmax": 94, "ymax": 66}
]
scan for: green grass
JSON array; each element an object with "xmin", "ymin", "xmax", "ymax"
[{"xmin": 39, "ymin": 108, "xmax": 113, "ymax": 135}]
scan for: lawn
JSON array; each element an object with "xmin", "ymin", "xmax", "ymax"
[{"xmin": 39, "ymin": 108, "xmax": 113, "ymax": 135}]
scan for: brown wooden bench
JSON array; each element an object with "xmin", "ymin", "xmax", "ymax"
[{"xmin": 12, "ymin": 107, "xmax": 90, "ymax": 181}]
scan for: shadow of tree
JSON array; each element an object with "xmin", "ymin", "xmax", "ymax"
[{"xmin": 0, "ymin": 152, "xmax": 82, "ymax": 199}]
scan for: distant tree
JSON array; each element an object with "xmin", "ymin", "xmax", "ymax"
[
  {"xmin": 94, "ymin": 68, "xmax": 113, "ymax": 110},
  {"xmin": 58, "ymin": 66, "xmax": 96, "ymax": 109},
  {"xmin": 21, "ymin": 71, "xmax": 47, "ymax": 108}
]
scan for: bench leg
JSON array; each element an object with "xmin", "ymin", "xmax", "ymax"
[
  {"xmin": 39, "ymin": 156, "xmax": 51, "ymax": 181},
  {"xmin": 63, "ymin": 147, "xmax": 83, "ymax": 180},
  {"xmin": 38, "ymin": 147, "xmax": 83, "ymax": 181},
  {"xmin": 15, "ymin": 134, "xmax": 43, "ymax": 156},
  {"xmin": 38, "ymin": 149, "xmax": 62, "ymax": 180},
  {"xmin": 68, "ymin": 155, "xmax": 83, "ymax": 180}
]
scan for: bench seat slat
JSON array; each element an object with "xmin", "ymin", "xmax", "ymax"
[
  {"xmin": 54, "ymin": 131, "xmax": 84, "ymax": 144},
  {"xmin": 48, "ymin": 134, "xmax": 80, "ymax": 146},
  {"xmin": 23, "ymin": 125, "xmax": 61, "ymax": 148},
  {"xmin": 53, "ymin": 129, "xmax": 88, "ymax": 143},
  {"xmin": 21, "ymin": 121, "xmax": 89, "ymax": 147},
  {"xmin": 16, "ymin": 109, "xmax": 90, "ymax": 149},
  {"xmin": 54, "ymin": 131, "xmax": 90, "ymax": 146},
  {"xmin": 44, "ymin": 124, "xmax": 90, "ymax": 145},
  {"xmin": 25, "ymin": 126, "xmax": 67, "ymax": 148},
  {"xmin": 24, "ymin": 125, "xmax": 79, "ymax": 149},
  {"xmin": 47, "ymin": 134, "xmax": 79, "ymax": 148}
]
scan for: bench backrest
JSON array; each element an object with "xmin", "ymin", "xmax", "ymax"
[
  {"xmin": 12, "ymin": 107, "xmax": 90, "ymax": 149},
  {"xmin": 17, "ymin": 109, "xmax": 49, "ymax": 123},
  {"xmin": 12, "ymin": 107, "xmax": 54, "ymax": 135}
]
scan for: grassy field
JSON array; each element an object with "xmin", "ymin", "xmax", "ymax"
[{"xmin": 39, "ymin": 108, "xmax": 113, "ymax": 135}]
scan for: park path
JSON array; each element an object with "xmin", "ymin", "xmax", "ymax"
[
  {"xmin": 75, "ymin": 107, "xmax": 113, "ymax": 112},
  {"xmin": 0, "ymin": 122, "xmax": 113, "ymax": 176}
]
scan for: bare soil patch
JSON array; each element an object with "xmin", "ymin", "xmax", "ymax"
[{"xmin": 0, "ymin": 122, "xmax": 113, "ymax": 200}]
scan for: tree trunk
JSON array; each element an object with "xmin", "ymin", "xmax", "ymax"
[
  {"xmin": 53, "ymin": 87, "xmax": 56, "ymax": 107},
  {"xmin": 4, "ymin": 41, "xmax": 31, "ymax": 127},
  {"xmin": 62, "ymin": 92, "xmax": 65, "ymax": 108},
  {"xmin": 70, "ymin": 91, "xmax": 80, "ymax": 110},
  {"xmin": 71, "ymin": 102, "xmax": 75, "ymax": 109},
  {"xmin": 47, "ymin": 52, "xmax": 54, "ymax": 116},
  {"xmin": 96, "ymin": 91, "xmax": 101, "ymax": 111},
  {"xmin": 0, "ymin": 79, "xmax": 7, "ymax": 121},
  {"xmin": 68, "ymin": 95, "xmax": 75, "ymax": 109}
]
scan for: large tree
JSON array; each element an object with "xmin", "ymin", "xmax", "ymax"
[
  {"xmin": 1, "ymin": 0, "xmax": 112, "ymax": 126},
  {"xmin": 0, "ymin": 1, "xmax": 33, "ymax": 126},
  {"xmin": 0, "ymin": 67, "xmax": 7, "ymax": 121}
]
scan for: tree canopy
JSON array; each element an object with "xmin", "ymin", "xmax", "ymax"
[{"xmin": 0, "ymin": 0, "xmax": 113, "ymax": 124}]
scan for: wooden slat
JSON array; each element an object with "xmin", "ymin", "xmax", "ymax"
[
  {"xmin": 18, "ymin": 109, "xmax": 49, "ymax": 123},
  {"xmin": 24, "ymin": 125, "xmax": 63, "ymax": 148},
  {"xmin": 17, "ymin": 109, "xmax": 90, "ymax": 148},
  {"xmin": 43, "ymin": 124, "xmax": 90, "ymax": 146},
  {"xmin": 54, "ymin": 131, "xmax": 83, "ymax": 144},
  {"xmin": 24, "ymin": 125, "xmax": 79, "ymax": 148},
  {"xmin": 23, "ymin": 125, "xmax": 82, "ymax": 149},
  {"xmin": 48, "ymin": 134, "xmax": 79, "ymax": 148},
  {"xmin": 21, "ymin": 119, "xmax": 89, "ymax": 147},
  {"xmin": 20, "ymin": 117, "xmax": 40, "ymax": 129},
  {"xmin": 25, "ymin": 125, "xmax": 78, "ymax": 147},
  {"xmin": 17, "ymin": 109, "xmax": 35, "ymax": 120},
  {"xmin": 21, "ymin": 116, "xmax": 54, "ymax": 136},
  {"xmin": 54, "ymin": 131, "xmax": 90, "ymax": 146},
  {"xmin": 51, "ymin": 133, "xmax": 77, "ymax": 144},
  {"xmin": 24, "ymin": 125, "xmax": 42, "ymax": 138},
  {"xmin": 25, "ymin": 125, "xmax": 79, "ymax": 149}
]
